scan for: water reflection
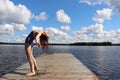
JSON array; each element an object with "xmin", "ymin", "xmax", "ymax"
[{"xmin": 69, "ymin": 46, "xmax": 120, "ymax": 80}]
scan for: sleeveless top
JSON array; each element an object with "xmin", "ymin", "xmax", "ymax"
[{"xmin": 25, "ymin": 31, "xmax": 37, "ymax": 45}]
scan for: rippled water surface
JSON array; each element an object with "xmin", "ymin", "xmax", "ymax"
[{"xmin": 0, "ymin": 45, "xmax": 120, "ymax": 80}]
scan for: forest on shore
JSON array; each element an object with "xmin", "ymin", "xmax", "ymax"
[{"xmin": 0, "ymin": 41, "xmax": 119, "ymax": 46}]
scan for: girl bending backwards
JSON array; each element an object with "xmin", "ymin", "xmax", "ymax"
[{"xmin": 25, "ymin": 30, "xmax": 42, "ymax": 76}]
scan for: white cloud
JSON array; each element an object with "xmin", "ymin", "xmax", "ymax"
[
  {"xmin": 71, "ymin": 23, "xmax": 120, "ymax": 43},
  {"xmin": 61, "ymin": 25, "xmax": 70, "ymax": 32},
  {"xmin": 93, "ymin": 8, "xmax": 112, "ymax": 23},
  {"xmin": 0, "ymin": 0, "xmax": 31, "ymax": 24},
  {"xmin": 13, "ymin": 23, "xmax": 26, "ymax": 31},
  {"xmin": 72, "ymin": 23, "xmax": 104, "ymax": 42},
  {"xmin": 102, "ymin": 30, "xmax": 120, "ymax": 43},
  {"xmin": 72, "ymin": 31, "xmax": 88, "ymax": 42},
  {"xmin": 79, "ymin": 0, "xmax": 104, "ymax": 5},
  {"xmin": 0, "ymin": 24, "xmax": 14, "ymax": 36},
  {"xmin": 46, "ymin": 27, "xmax": 72, "ymax": 43},
  {"xmin": 87, "ymin": 24, "xmax": 104, "ymax": 40},
  {"xmin": 31, "ymin": 26, "xmax": 43, "ymax": 32},
  {"xmin": 8, "ymin": 25, "xmax": 120, "ymax": 43},
  {"xmin": 14, "ymin": 39, "xmax": 23, "ymax": 43},
  {"xmin": 56, "ymin": 9, "xmax": 71, "ymax": 24},
  {"xmin": 16, "ymin": 34, "xmax": 28, "ymax": 43},
  {"xmin": 87, "ymin": 23, "xmax": 104, "ymax": 34},
  {"xmin": 22, "ymin": 34, "xmax": 28, "ymax": 38},
  {"xmin": 13, "ymin": 34, "xmax": 27, "ymax": 43},
  {"xmin": 29, "ymin": 25, "xmax": 120, "ymax": 43},
  {"xmin": 79, "ymin": 0, "xmax": 120, "ymax": 14},
  {"xmin": 34, "ymin": 12, "xmax": 48, "ymax": 21}
]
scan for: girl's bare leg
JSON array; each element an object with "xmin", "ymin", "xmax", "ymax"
[
  {"xmin": 25, "ymin": 44, "xmax": 37, "ymax": 76},
  {"xmin": 30, "ymin": 46, "xmax": 38, "ymax": 71},
  {"xmin": 31, "ymin": 47, "xmax": 38, "ymax": 70},
  {"xmin": 32, "ymin": 56, "xmax": 38, "ymax": 70}
]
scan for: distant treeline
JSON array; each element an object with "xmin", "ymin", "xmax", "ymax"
[
  {"xmin": 0, "ymin": 42, "xmax": 24, "ymax": 45},
  {"xmin": 70, "ymin": 42, "xmax": 112, "ymax": 46},
  {"xmin": 0, "ymin": 42, "xmax": 120, "ymax": 46}
]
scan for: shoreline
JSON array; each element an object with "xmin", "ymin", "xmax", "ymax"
[{"xmin": 0, "ymin": 42, "xmax": 120, "ymax": 46}]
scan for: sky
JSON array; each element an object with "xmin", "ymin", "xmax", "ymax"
[{"xmin": 0, "ymin": 0, "xmax": 120, "ymax": 43}]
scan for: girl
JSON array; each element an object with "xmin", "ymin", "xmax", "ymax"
[{"xmin": 25, "ymin": 31, "xmax": 42, "ymax": 76}]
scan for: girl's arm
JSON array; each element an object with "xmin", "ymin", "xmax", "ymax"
[{"xmin": 35, "ymin": 31, "xmax": 42, "ymax": 47}]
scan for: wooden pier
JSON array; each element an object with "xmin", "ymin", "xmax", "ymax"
[{"xmin": 3, "ymin": 53, "xmax": 99, "ymax": 80}]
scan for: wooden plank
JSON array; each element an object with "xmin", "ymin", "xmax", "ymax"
[{"xmin": 2, "ymin": 53, "xmax": 99, "ymax": 80}]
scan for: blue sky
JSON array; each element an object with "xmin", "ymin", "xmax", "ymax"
[{"xmin": 0, "ymin": 0, "xmax": 120, "ymax": 43}]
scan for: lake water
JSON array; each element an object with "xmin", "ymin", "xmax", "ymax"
[{"xmin": 0, "ymin": 45, "xmax": 120, "ymax": 80}]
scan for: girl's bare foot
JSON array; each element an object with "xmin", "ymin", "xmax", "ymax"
[{"xmin": 25, "ymin": 72, "xmax": 36, "ymax": 76}]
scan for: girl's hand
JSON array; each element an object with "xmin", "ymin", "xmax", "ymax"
[{"xmin": 36, "ymin": 42, "xmax": 41, "ymax": 48}]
